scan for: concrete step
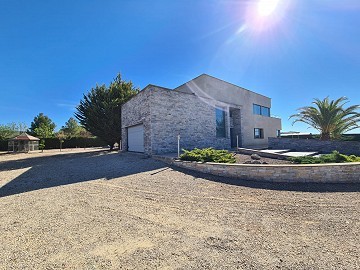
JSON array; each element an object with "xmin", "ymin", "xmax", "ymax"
[
  {"xmin": 237, "ymin": 147, "xmax": 319, "ymax": 160},
  {"xmin": 280, "ymin": 151, "xmax": 319, "ymax": 158}
]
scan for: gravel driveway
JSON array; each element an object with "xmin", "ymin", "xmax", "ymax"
[{"xmin": 0, "ymin": 149, "xmax": 359, "ymax": 269}]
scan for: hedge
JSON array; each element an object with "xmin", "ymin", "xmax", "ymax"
[
  {"xmin": 43, "ymin": 137, "xmax": 107, "ymax": 149},
  {"xmin": 0, "ymin": 137, "xmax": 107, "ymax": 151},
  {"xmin": 281, "ymin": 133, "xmax": 360, "ymax": 141},
  {"xmin": 0, "ymin": 140, "xmax": 7, "ymax": 151}
]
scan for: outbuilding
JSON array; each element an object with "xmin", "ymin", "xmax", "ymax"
[{"xmin": 8, "ymin": 133, "xmax": 40, "ymax": 152}]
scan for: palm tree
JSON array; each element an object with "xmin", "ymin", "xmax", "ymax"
[{"xmin": 290, "ymin": 97, "xmax": 360, "ymax": 140}]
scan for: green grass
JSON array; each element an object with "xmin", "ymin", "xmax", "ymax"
[
  {"xmin": 180, "ymin": 148, "xmax": 236, "ymax": 163},
  {"xmin": 288, "ymin": 151, "xmax": 360, "ymax": 164}
]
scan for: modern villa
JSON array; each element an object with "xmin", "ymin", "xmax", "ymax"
[{"xmin": 121, "ymin": 74, "xmax": 281, "ymax": 155}]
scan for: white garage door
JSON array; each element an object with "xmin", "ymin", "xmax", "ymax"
[{"xmin": 127, "ymin": 124, "xmax": 144, "ymax": 152}]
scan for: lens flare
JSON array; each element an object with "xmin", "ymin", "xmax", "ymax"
[{"xmin": 257, "ymin": 0, "xmax": 281, "ymax": 16}]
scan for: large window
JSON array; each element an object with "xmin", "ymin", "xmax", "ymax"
[
  {"xmin": 216, "ymin": 108, "xmax": 226, "ymax": 137},
  {"xmin": 254, "ymin": 128, "xmax": 264, "ymax": 139},
  {"xmin": 261, "ymin": 106, "xmax": 270, "ymax": 117},
  {"xmin": 253, "ymin": 104, "xmax": 261, "ymax": 115},
  {"xmin": 253, "ymin": 104, "xmax": 270, "ymax": 117}
]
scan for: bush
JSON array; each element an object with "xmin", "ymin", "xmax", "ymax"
[
  {"xmin": 289, "ymin": 151, "xmax": 360, "ymax": 164},
  {"xmin": 180, "ymin": 148, "xmax": 236, "ymax": 163},
  {"xmin": 39, "ymin": 139, "xmax": 45, "ymax": 152}
]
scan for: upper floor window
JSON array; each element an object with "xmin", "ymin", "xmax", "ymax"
[
  {"xmin": 253, "ymin": 104, "xmax": 261, "ymax": 115},
  {"xmin": 253, "ymin": 104, "xmax": 270, "ymax": 117},
  {"xmin": 261, "ymin": 107, "xmax": 270, "ymax": 117},
  {"xmin": 216, "ymin": 108, "xmax": 226, "ymax": 138}
]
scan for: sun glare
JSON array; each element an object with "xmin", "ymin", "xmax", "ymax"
[{"xmin": 257, "ymin": 0, "xmax": 281, "ymax": 17}]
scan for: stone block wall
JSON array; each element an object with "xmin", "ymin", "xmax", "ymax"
[
  {"xmin": 150, "ymin": 87, "xmax": 230, "ymax": 154},
  {"xmin": 153, "ymin": 156, "xmax": 360, "ymax": 183},
  {"xmin": 121, "ymin": 87, "xmax": 152, "ymax": 155},
  {"xmin": 122, "ymin": 86, "xmax": 232, "ymax": 155},
  {"xmin": 269, "ymin": 138, "xmax": 360, "ymax": 155}
]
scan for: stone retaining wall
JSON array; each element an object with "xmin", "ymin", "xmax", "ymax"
[
  {"xmin": 153, "ymin": 156, "xmax": 360, "ymax": 183},
  {"xmin": 269, "ymin": 138, "xmax": 360, "ymax": 155}
]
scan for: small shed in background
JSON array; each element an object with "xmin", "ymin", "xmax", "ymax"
[{"xmin": 8, "ymin": 133, "xmax": 40, "ymax": 152}]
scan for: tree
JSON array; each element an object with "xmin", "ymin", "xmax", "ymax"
[
  {"xmin": 17, "ymin": 122, "xmax": 28, "ymax": 133},
  {"xmin": 61, "ymin": 117, "xmax": 82, "ymax": 138},
  {"xmin": 0, "ymin": 122, "xmax": 28, "ymax": 140},
  {"xmin": 75, "ymin": 73, "xmax": 139, "ymax": 150},
  {"xmin": 77, "ymin": 128, "xmax": 93, "ymax": 138},
  {"xmin": 56, "ymin": 131, "xmax": 66, "ymax": 151},
  {"xmin": 290, "ymin": 97, "xmax": 360, "ymax": 140},
  {"xmin": 0, "ymin": 123, "xmax": 17, "ymax": 140},
  {"xmin": 30, "ymin": 113, "xmax": 56, "ymax": 138},
  {"xmin": 34, "ymin": 124, "xmax": 54, "ymax": 139},
  {"xmin": 39, "ymin": 139, "xmax": 45, "ymax": 153}
]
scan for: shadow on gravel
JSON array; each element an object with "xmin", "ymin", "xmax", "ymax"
[
  {"xmin": 0, "ymin": 151, "xmax": 165, "ymax": 197},
  {"xmin": 1, "ymin": 151, "xmax": 359, "ymax": 197},
  {"xmin": 170, "ymin": 166, "xmax": 360, "ymax": 193}
]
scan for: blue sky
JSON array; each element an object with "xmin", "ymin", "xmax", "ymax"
[{"xmin": 1, "ymin": 0, "xmax": 359, "ymax": 133}]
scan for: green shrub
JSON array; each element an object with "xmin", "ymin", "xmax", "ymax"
[
  {"xmin": 289, "ymin": 151, "xmax": 360, "ymax": 164},
  {"xmin": 180, "ymin": 148, "xmax": 236, "ymax": 163},
  {"xmin": 345, "ymin": 154, "xmax": 360, "ymax": 162},
  {"xmin": 39, "ymin": 139, "xmax": 46, "ymax": 152}
]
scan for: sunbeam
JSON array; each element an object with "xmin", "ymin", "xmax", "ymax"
[{"xmin": 257, "ymin": 0, "xmax": 281, "ymax": 17}]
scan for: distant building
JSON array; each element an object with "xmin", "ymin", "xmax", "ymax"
[
  {"xmin": 281, "ymin": 132, "xmax": 313, "ymax": 139},
  {"xmin": 8, "ymin": 133, "xmax": 40, "ymax": 152}
]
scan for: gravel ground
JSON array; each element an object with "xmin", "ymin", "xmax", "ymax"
[{"xmin": 0, "ymin": 149, "xmax": 359, "ymax": 269}]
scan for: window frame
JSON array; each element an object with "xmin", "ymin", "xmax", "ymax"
[
  {"xmin": 216, "ymin": 107, "xmax": 226, "ymax": 138},
  {"xmin": 253, "ymin": 104, "xmax": 270, "ymax": 117},
  {"xmin": 261, "ymin": 106, "xmax": 270, "ymax": 117},
  {"xmin": 253, "ymin": 104, "xmax": 261, "ymax": 115},
  {"xmin": 254, "ymin": 128, "xmax": 264, "ymax": 139}
]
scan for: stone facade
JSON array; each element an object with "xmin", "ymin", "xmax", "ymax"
[
  {"xmin": 122, "ymin": 85, "xmax": 230, "ymax": 155},
  {"xmin": 269, "ymin": 138, "xmax": 360, "ymax": 155},
  {"xmin": 150, "ymin": 87, "xmax": 231, "ymax": 154},
  {"xmin": 175, "ymin": 74, "xmax": 281, "ymax": 147},
  {"xmin": 153, "ymin": 156, "xmax": 360, "ymax": 183},
  {"xmin": 121, "ymin": 88, "xmax": 152, "ymax": 154},
  {"xmin": 122, "ymin": 74, "xmax": 282, "ymax": 155}
]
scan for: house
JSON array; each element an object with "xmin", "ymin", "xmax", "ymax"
[{"xmin": 121, "ymin": 74, "xmax": 281, "ymax": 155}]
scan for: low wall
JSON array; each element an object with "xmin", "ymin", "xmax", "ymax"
[
  {"xmin": 153, "ymin": 156, "xmax": 360, "ymax": 183},
  {"xmin": 269, "ymin": 138, "xmax": 360, "ymax": 155}
]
